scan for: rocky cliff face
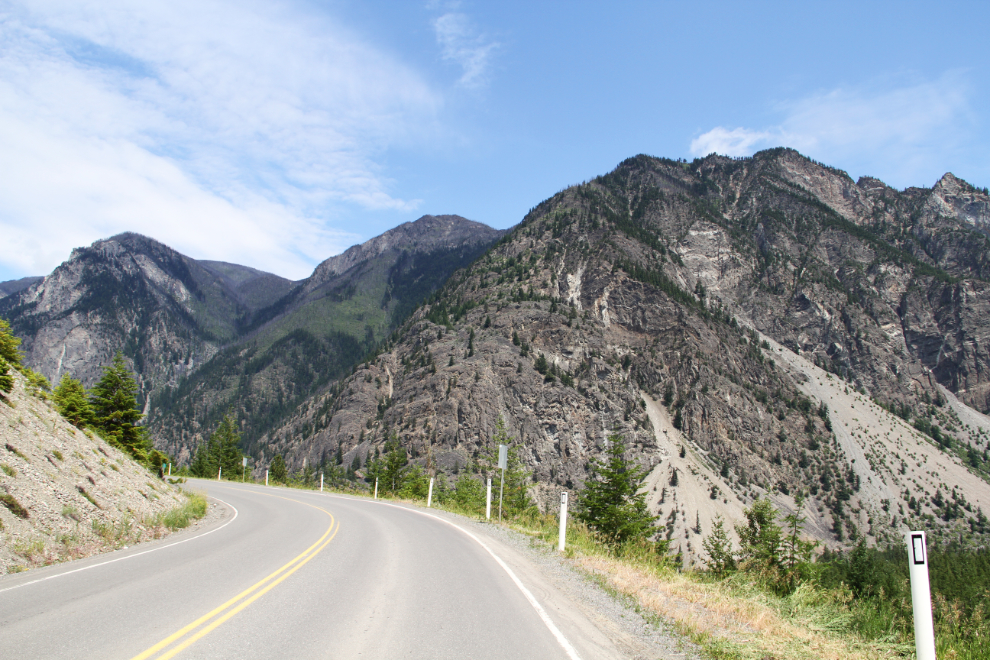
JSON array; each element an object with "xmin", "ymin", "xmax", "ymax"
[{"xmin": 265, "ymin": 150, "xmax": 990, "ymax": 555}]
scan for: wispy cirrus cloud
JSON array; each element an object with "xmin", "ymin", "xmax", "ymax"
[
  {"xmin": 690, "ymin": 72, "xmax": 974, "ymax": 188},
  {"xmin": 0, "ymin": 1, "xmax": 442, "ymax": 279},
  {"xmin": 431, "ymin": 9, "xmax": 498, "ymax": 89}
]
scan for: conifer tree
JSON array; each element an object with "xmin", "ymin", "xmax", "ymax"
[
  {"xmin": 269, "ymin": 454, "xmax": 287, "ymax": 483},
  {"xmin": 0, "ymin": 354, "xmax": 12, "ymax": 395},
  {"xmin": 576, "ymin": 434, "xmax": 657, "ymax": 547},
  {"xmin": 735, "ymin": 498, "xmax": 783, "ymax": 570},
  {"xmin": 702, "ymin": 515, "xmax": 736, "ymax": 576},
  {"xmin": 89, "ymin": 352, "xmax": 150, "ymax": 461},
  {"xmin": 0, "ymin": 318, "xmax": 21, "ymax": 394},
  {"xmin": 53, "ymin": 374, "xmax": 94, "ymax": 428},
  {"xmin": 380, "ymin": 439, "xmax": 409, "ymax": 493}
]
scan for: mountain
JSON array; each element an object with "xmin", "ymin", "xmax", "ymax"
[
  {"xmin": 148, "ymin": 214, "xmax": 504, "ymax": 463},
  {"xmin": 263, "ymin": 150, "xmax": 990, "ymax": 556},
  {"xmin": 0, "ymin": 218, "xmax": 503, "ymax": 466},
  {"xmin": 0, "ymin": 276, "xmax": 43, "ymax": 299},
  {"xmin": 0, "ymin": 232, "xmax": 289, "ymax": 396}
]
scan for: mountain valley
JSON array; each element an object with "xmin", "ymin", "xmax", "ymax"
[{"xmin": 4, "ymin": 150, "xmax": 990, "ymax": 558}]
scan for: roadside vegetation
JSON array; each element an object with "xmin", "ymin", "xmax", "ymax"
[{"xmin": 249, "ymin": 425, "xmax": 989, "ymax": 660}]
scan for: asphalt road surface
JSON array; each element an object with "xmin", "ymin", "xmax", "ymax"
[{"xmin": 0, "ymin": 480, "xmax": 629, "ymax": 659}]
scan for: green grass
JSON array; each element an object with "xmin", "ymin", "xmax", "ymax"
[
  {"xmin": 0, "ymin": 492, "xmax": 29, "ymax": 518},
  {"xmin": 151, "ymin": 490, "xmax": 208, "ymax": 530},
  {"xmin": 76, "ymin": 486, "xmax": 100, "ymax": 509},
  {"xmin": 1, "ymin": 463, "xmax": 15, "ymax": 477},
  {"xmin": 5, "ymin": 443, "xmax": 28, "ymax": 462},
  {"xmin": 52, "ymin": 449, "xmax": 63, "ymax": 461}
]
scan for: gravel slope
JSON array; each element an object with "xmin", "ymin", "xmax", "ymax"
[{"xmin": 0, "ymin": 371, "xmax": 186, "ymax": 574}]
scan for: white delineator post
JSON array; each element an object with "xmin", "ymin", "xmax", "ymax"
[
  {"xmin": 486, "ymin": 478, "xmax": 492, "ymax": 520},
  {"xmin": 906, "ymin": 531, "xmax": 937, "ymax": 660},
  {"xmin": 167, "ymin": 463, "xmax": 171, "ymax": 477},
  {"xmin": 217, "ymin": 467, "xmax": 221, "ymax": 481},
  {"xmin": 320, "ymin": 472, "xmax": 324, "ymax": 492},
  {"xmin": 558, "ymin": 491, "xmax": 568, "ymax": 552},
  {"xmin": 265, "ymin": 469, "xmax": 269, "ymax": 486},
  {"xmin": 498, "ymin": 444, "xmax": 507, "ymax": 522},
  {"xmin": 905, "ymin": 532, "xmax": 935, "ymax": 660},
  {"xmin": 427, "ymin": 478, "xmax": 434, "ymax": 508},
  {"xmin": 374, "ymin": 478, "xmax": 379, "ymax": 499}
]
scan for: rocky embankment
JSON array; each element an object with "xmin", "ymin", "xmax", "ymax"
[{"xmin": 0, "ymin": 371, "xmax": 186, "ymax": 574}]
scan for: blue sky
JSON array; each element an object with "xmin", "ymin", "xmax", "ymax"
[{"xmin": 1, "ymin": 1, "xmax": 987, "ymax": 281}]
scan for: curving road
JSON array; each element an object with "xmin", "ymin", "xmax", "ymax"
[{"xmin": 0, "ymin": 480, "xmax": 628, "ymax": 659}]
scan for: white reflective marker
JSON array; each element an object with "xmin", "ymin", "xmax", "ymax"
[
  {"xmin": 906, "ymin": 531, "xmax": 936, "ymax": 660},
  {"xmin": 558, "ymin": 492, "xmax": 568, "ymax": 552}
]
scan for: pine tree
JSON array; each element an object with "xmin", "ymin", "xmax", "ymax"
[
  {"xmin": 702, "ymin": 515, "xmax": 736, "ymax": 576},
  {"xmin": 53, "ymin": 375, "xmax": 94, "ymax": 428},
  {"xmin": 0, "ymin": 354, "xmax": 12, "ymax": 395},
  {"xmin": 736, "ymin": 498, "xmax": 783, "ymax": 570},
  {"xmin": 213, "ymin": 413, "xmax": 244, "ymax": 479},
  {"xmin": 0, "ymin": 319, "xmax": 21, "ymax": 395},
  {"xmin": 576, "ymin": 434, "xmax": 658, "ymax": 547},
  {"xmin": 89, "ymin": 352, "xmax": 150, "ymax": 461},
  {"xmin": 270, "ymin": 454, "xmax": 287, "ymax": 483}
]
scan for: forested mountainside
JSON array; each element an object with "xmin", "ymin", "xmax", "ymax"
[
  {"xmin": 262, "ymin": 149, "xmax": 990, "ymax": 554},
  {"xmin": 0, "ymin": 216, "xmax": 504, "ymax": 465},
  {"xmin": 148, "ymin": 215, "xmax": 503, "ymax": 462}
]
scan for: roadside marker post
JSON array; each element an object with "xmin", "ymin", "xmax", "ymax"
[
  {"xmin": 265, "ymin": 469, "xmax": 269, "ymax": 486},
  {"xmin": 498, "ymin": 444, "xmax": 507, "ymax": 522},
  {"xmin": 427, "ymin": 478, "xmax": 434, "ymax": 508},
  {"xmin": 217, "ymin": 467, "xmax": 221, "ymax": 481},
  {"xmin": 320, "ymin": 472, "xmax": 324, "ymax": 492},
  {"xmin": 486, "ymin": 479, "xmax": 492, "ymax": 520},
  {"xmin": 558, "ymin": 491, "xmax": 568, "ymax": 552},
  {"xmin": 167, "ymin": 463, "xmax": 171, "ymax": 477},
  {"xmin": 906, "ymin": 531, "xmax": 937, "ymax": 660},
  {"xmin": 374, "ymin": 478, "xmax": 379, "ymax": 499},
  {"xmin": 242, "ymin": 456, "xmax": 247, "ymax": 482}
]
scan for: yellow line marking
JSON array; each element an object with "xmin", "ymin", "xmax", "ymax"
[{"xmin": 130, "ymin": 492, "xmax": 338, "ymax": 660}]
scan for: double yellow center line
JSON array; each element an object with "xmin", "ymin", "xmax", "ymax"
[{"xmin": 131, "ymin": 495, "xmax": 339, "ymax": 660}]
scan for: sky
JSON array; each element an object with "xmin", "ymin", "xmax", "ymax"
[{"xmin": 1, "ymin": 0, "xmax": 987, "ymax": 282}]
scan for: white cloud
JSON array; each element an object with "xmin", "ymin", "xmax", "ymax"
[
  {"xmin": 432, "ymin": 11, "xmax": 498, "ymax": 88},
  {"xmin": 689, "ymin": 72, "xmax": 974, "ymax": 188},
  {"xmin": 689, "ymin": 127, "xmax": 776, "ymax": 159},
  {"xmin": 0, "ymin": 0, "xmax": 442, "ymax": 279}
]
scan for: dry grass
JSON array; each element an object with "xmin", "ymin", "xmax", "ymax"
[{"xmin": 576, "ymin": 554, "xmax": 911, "ymax": 660}]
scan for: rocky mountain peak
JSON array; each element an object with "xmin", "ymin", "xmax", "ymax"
[
  {"xmin": 927, "ymin": 172, "xmax": 990, "ymax": 232},
  {"xmin": 311, "ymin": 214, "xmax": 504, "ymax": 284}
]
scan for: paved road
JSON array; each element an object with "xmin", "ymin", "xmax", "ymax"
[{"xmin": 0, "ymin": 480, "xmax": 621, "ymax": 659}]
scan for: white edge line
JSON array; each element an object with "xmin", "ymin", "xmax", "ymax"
[
  {"xmin": 351, "ymin": 496, "xmax": 582, "ymax": 660},
  {"xmin": 0, "ymin": 498, "xmax": 239, "ymax": 594}
]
